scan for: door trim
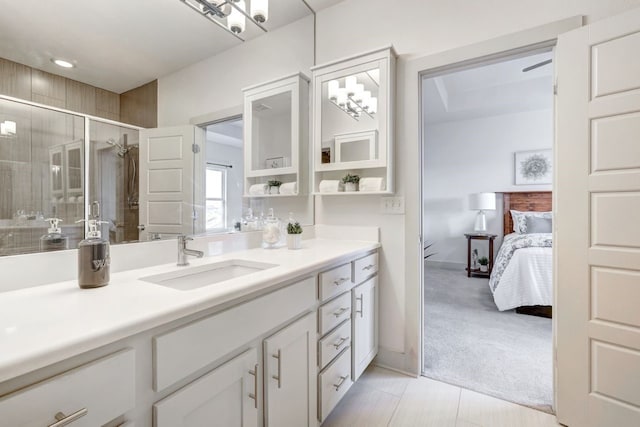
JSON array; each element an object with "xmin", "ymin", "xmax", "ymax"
[{"xmin": 397, "ymin": 14, "xmax": 583, "ymax": 415}]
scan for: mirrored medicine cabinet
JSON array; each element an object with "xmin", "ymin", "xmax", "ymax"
[{"xmin": 312, "ymin": 46, "xmax": 396, "ymax": 195}]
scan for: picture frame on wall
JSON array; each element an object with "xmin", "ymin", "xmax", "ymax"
[
  {"xmin": 265, "ymin": 156, "xmax": 284, "ymax": 169},
  {"xmin": 515, "ymin": 149, "xmax": 552, "ymax": 185}
]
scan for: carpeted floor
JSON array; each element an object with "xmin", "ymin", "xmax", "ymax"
[{"xmin": 423, "ymin": 266, "xmax": 553, "ymax": 412}]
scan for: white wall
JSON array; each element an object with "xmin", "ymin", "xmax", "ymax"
[
  {"xmin": 423, "ymin": 109, "xmax": 553, "ymax": 266},
  {"xmin": 158, "ymin": 16, "xmax": 314, "ymax": 126},
  {"xmin": 158, "ymin": 0, "xmax": 640, "ymax": 373}
]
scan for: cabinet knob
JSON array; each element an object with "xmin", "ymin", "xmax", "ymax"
[
  {"xmin": 272, "ymin": 350, "xmax": 282, "ymax": 389},
  {"xmin": 248, "ymin": 363, "xmax": 259, "ymax": 409},
  {"xmin": 333, "ymin": 277, "xmax": 350, "ymax": 286},
  {"xmin": 333, "ymin": 307, "xmax": 349, "ymax": 318},
  {"xmin": 332, "ymin": 336, "xmax": 349, "ymax": 349},
  {"xmin": 48, "ymin": 408, "xmax": 88, "ymax": 427},
  {"xmin": 333, "ymin": 375, "xmax": 349, "ymax": 391}
]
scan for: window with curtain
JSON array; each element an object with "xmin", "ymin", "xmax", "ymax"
[{"xmin": 206, "ymin": 165, "xmax": 227, "ymax": 231}]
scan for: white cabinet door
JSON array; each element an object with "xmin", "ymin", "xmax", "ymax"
[
  {"xmin": 154, "ymin": 348, "xmax": 259, "ymax": 427},
  {"xmin": 352, "ymin": 276, "xmax": 378, "ymax": 380},
  {"xmin": 138, "ymin": 125, "xmax": 205, "ymax": 240},
  {"xmin": 556, "ymin": 6, "xmax": 640, "ymax": 427},
  {"xmin": 263, "ymin": 312, "xmax": 317, "ymax": 427}
]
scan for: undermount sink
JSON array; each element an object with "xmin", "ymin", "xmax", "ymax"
[{"xmin": 140, "ymin": 259, "xmax": 278, "ymax": 291}]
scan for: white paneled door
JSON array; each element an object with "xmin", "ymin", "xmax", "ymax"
[
  {"xmin": 139, "ymin": 125, "xmax": 204, "ymax": 240},
  {"xmin": 556, "ymin": 7, "xmax": 640, "ymax": 427}
]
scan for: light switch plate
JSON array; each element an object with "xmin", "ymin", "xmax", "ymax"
[{"xmin": 381, "ymin": 197, "xmax": 405, "ymax": 214}]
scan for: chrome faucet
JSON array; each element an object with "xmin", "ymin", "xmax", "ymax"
[{"xmin": 177, "ymin": 235, "xmax": 204, "ymax": 266}]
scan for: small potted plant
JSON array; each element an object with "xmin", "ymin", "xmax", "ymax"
[
  {"xmin": 287, "ymin": 221, "xmax": 303, "ymax": 250},
  {"xmin": 341, "ymin": 173, "xmax": 360, "ymax": 192},
  {"xmin": 267, "ymin": 179, "xmax": 282, "ymax": 195},
  {"xmin": 478, "ymin": 256, "xmax": 489, "ymax": 272}
]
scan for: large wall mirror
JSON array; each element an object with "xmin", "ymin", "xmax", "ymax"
[{"xmin": 0, "ymin": 1, "xmax": 316, "ymax": 257}]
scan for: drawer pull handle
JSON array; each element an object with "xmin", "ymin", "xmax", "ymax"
[
  {"xmin": 48, "ymin": 408, "xmax": 88, "ymax": 427},
  {"xmin": 333, "ymin": 277, "xmax": 350, "ymax": 286},
  {"xmin": 272, "ymin": 350, "xmax": 282, "ymax": 389},
  {"xmin": 333, "ymin": 307, "xmax": 349, "ymax": 318},
  {"xmin": 333, "ymin": 336, "xmax": 349, "ymax": 349},
  {"xmin": 333, "ymin": 375, "xmax": 349, "ymax": 391},
  {"xmin": 363, "ymin": 264, "xmax": 375, "ymax": 271},
  {"xmin": 356, "ymin": 294, "xmax": 364, "ymax": 318},
  {"xmin": 249, "ymin": 363, "xmax": 258, "ymax": 408}
]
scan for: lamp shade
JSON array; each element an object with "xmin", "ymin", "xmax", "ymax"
[
  {"xmin": 227, "ymin": 0, "xmax": 246, "ymax": 34},
  {"xmin": 469, "ymin": 192, "xmax": 496, "ymax": 211}
]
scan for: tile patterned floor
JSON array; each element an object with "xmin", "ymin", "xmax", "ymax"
[{"xmin": 322, "ymin": 366, "xmax": 562, "ymax": 427}]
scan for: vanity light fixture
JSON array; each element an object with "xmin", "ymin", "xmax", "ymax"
[
  {"xmin": 327, "ymin": 76, "xmax": 377, "ymax": 121},
  {"xmin": 179, "ymin": 0, "xmax": 269, "ymax": 41},
  {"xmin": 51, "ymin": 58, "xmax": 74, "ymax": 68},
  {"xmin": 0, "ymin": 120, "xmax": 17, "ymax": 138}
]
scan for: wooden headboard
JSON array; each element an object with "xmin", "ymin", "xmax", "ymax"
[{"xmin": 503, "ymin": 192, "xmax": 552, "ymax": 235}]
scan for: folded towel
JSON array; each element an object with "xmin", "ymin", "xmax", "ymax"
[
  {"xmin": 249, "ymin": 184, "xmax": 267, "ymax": 195},
  {"xmin": 319, "ymin": 180, "xmax": 341, "ymax": 193},
  {"xmin": 359, "ymin": 177, "xmax": 385, "ymax": 192},
  {"xmin": 279, "ymin": 182, "xmax": 297, "ymax": 195}
]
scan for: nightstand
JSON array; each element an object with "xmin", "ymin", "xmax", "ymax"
[{"xmin": 464, "ymin": 233, "xmax": 497, "ymax": 278}]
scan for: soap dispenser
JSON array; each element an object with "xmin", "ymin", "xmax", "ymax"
[
  {"xmin": 76, "ymin": 202, "xmax": 110, "ymax": 289},
  {"xmin": 39, "ymin": 218, "xmax": 68, "ymax": 251}
]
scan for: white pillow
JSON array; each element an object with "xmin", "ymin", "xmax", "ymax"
[{"xmin": 510, "ymin": 210, "xmax": 552, "ymax": 234}]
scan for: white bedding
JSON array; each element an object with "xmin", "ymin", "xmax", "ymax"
[{"xmin": 490, "ymin": 234, "xmax": 553, "ymax": 311}]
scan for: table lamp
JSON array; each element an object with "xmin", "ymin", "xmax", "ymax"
[{"xmin": 469, "ymin": 192, "xmax": 496, "ymax": 233}]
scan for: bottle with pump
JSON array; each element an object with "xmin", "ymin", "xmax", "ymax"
[
  {"xmin": 39, "ymin": 218, "xmax": 68, "ymax": 251},
  {"xmin": 76, "ymin": 202, "xmax": 110, "ymax": 289}
]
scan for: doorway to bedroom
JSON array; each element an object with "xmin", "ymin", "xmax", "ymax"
[{"xmin": 421, "ymin": 48, "xmax": 555, "ymax": 412}]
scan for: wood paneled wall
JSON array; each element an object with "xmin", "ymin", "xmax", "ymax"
[
  {"xmin": 0, "ymin": 57, "xmax": 156, "ymax": 126},
  {"xmin": 120, "ymin": 80, "xmax": 158, "ymax": 128}
]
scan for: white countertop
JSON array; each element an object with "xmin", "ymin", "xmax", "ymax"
[{"xmin": 0, "ymin": 238, "xmax": 379, "ymax": 384}]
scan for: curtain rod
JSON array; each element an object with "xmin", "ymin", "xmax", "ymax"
[{"xmin": 207, "ymin": 162, "xmax": 233, "ymax": 169}]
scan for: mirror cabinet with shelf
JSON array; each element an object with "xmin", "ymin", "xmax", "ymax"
[
  {"xmin": 312, "ymin": 46, "xmax": 396, "ymax": 195},
  {"xmin": 243, "ymin": 73, "xmax": 309, "ymax": 197}
]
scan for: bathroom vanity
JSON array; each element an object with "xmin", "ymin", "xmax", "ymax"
[{"xmin": 0, "ymin": 238, "xmax": 379, "ymax": 426}]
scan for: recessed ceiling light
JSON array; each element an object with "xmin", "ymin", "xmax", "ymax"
[{"xmin": 51, "ymin": 58, "xmax": 74, "ymax": 68}]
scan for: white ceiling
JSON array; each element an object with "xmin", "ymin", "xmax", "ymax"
[
  {"xmin": 0, "ymin": 0, "xmax": 341, "ymax": 94},
  {"xmin": 207, "ymin": 117, "xmax": 243, "ymax": 147},
  {"xmin": 422, "ymin": 51, "xmax": 554, "ymax": 124}
]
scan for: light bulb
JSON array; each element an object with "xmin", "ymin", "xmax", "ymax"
[
  {"xmin": 210, "ymin": 0, "xmax": 231, "ymax": 16},
  {"xmin": 228, "ymin": 0, "xmax": 246, "ymax": 34},
  {"xmin": 251, "ymin": 0, "xmax": 268, "ymax": 23},
  {"xmin": 337, "ymin": 89, "xmax": 347, "ymax": 108},
  {"xmin": 353, "ymin": 84, "xmax": 364, "ymax": 102},
  {"xmin": 368, "ymin": 97, "xmax": 378, "ymax": 114},
  {"xmin": 345, "ymin": 76, "xmax": 358, "ymax": 96},
  {"xmin": 360, "ymin": 91, "xmax": 371, "ymax": 108},
  {"xmin": 328, "ymin": 80, "xmax": 339, "ymax": 101},
  {"xmin": 0, "ymin": 120, "xmax": 16, "ymax": 136}
]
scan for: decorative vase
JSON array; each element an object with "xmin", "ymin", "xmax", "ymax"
[
  {"xmin": 269, "ymin": 186, "xmax": 280, "ymax": 195},
  {"xmin": 344, "ymin": 182, "xmax": 357, "ymax": 192},
  {"xmin": 287, "ymin": 234, "xmax": 302, "ymax": 250},
  {"xmin": 479, "ymin": 265, "xmax": 488, "ymax": 273}
]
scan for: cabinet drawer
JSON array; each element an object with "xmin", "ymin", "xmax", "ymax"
[
  {"xmin": 319, "ymin": 263, "xmax": 352, "ymax": 302},
  {"xmin": 318, "ymin": 319, "xmax": 351, "ymax": 369},
  {"xmin": 353, "ymin": 252, "xmax": 378, "ymax": 285},
  {"xmin": 318, "ymin": 347, "xmax": 353, "ymax": 422},
  {"xmin": 0, "ymin": 349, "xmax": 135, "ymax": 427},
  {"xmin": 318, "ymin": 292, "xmax": 351, "ymax": 336},
  {"xmin": 154, "ymin": 276, "xmax": 316, "ymax": 392}
]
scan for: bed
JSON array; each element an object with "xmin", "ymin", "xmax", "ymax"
[{"xmin": 489, "ymin": 192, "xmax": 553, "ymax": 315}]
